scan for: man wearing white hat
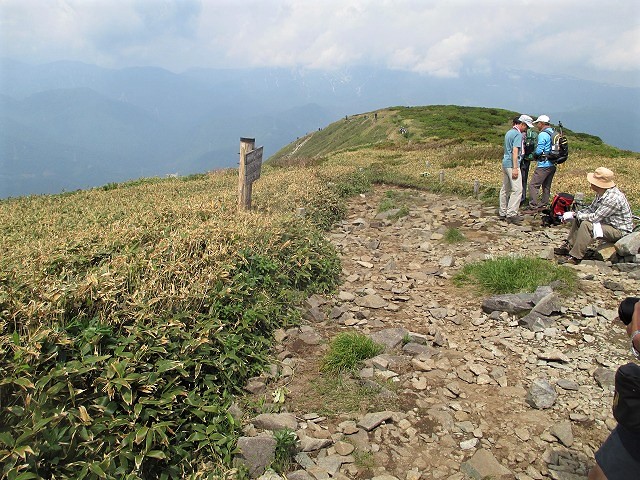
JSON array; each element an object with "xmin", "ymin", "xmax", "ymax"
[
  {"xmin": 555, "ymin": 167, "xmax": 633, "ymax": 264},
  {"xmin": 499, "ymin": 115, "xmax": 534, "ymax": 225},
  {"xmin": 524, "ymin": 115, "xmax": 556, "ymax": 213}
]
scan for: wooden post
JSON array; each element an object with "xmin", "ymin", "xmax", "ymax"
[
  {"xmin": 474, "ymin": 179, "xmax": 480, "ymax": 198},
  {"xmin": 439, "ymin": 170, "xmax": 444, "ymax": 183},
  {"xmin": 238, "ymin": 137, "xmax": 255, "ymax": 210}
]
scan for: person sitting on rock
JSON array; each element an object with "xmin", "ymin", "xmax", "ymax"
[{"xmin": 555, "ymin": 167, "xmax": 633, "ymax": 265}]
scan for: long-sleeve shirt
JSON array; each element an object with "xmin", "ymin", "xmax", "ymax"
[
  {"xmin": 576, "ymin": 186, "xmax": 633, "ymax": 233},
  {"xmin": 534, "ymin": 128, "xmax": 554, "ymax": 168}
]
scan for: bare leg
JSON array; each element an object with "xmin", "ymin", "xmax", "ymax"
[{"xmin": 588, "ymin": 464, "xmax": 607, "ymax": 480}]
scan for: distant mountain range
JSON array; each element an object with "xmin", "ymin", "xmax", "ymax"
[{"xmin": 1, "ymin": 59, "xmax": 638, "ymax": 198}]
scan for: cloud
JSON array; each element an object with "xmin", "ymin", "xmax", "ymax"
[{"xmin": 0, "ymin": 0, "xmax": 638, "ymax": 86}]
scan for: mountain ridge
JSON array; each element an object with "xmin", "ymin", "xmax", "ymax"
[{"xmin": 1, "ymin": 59, "xmax": 638, "ymax": 198}]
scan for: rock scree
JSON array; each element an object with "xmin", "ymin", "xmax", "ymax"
[{"xmin": 235, "ymin": 185, "xmax": 639, "ymax": 479}]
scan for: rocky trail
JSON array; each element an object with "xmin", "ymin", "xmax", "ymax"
[{"xmin": 236, "ymin": 185, "xmax": 640, "ymax": 480}]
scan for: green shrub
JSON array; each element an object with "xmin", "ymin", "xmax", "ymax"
[
  {"xmin": 272, "ymin": 429, "xmax": 298, "ymax": 473},
  {"xmin": 331, "ymin": 169, "xmax": 372, "ymax": 198},
  {"xmin": 321, "ymin": 332, "xmax": 384, "ymax": 373},
  {"xmin": 453, "ymin": 256, "xmax": 577, "ymax": 294}
]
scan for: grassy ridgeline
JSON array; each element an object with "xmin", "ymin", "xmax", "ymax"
[
  {"xmin": 271, "ymin": 105, "xmax": 640, "ymax": 210},
  {"xmin": 0, "ymin": 167, "xmax": 366, "ymax": 478}
]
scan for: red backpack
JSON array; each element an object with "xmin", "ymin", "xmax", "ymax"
[{"xmin": 541, "ymin": 193, "xmax": 575, "ymax": 226}]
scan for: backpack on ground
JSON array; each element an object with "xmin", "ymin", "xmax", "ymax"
[
  {"xmin": 541, "ymin": 192, "xmax": 575, "ymax": 227},
  {"xmin": 546, "ymin": 121, "xmax": 569, "ymax": 164}
]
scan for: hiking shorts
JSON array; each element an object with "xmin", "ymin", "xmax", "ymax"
[{"xmin": 595, "ymin": 426, "xmax": 640, "ymax": 479}]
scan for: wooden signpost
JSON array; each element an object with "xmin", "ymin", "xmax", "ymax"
[{"xmin": 238, "ymin": 137, "xmax": 263, "ymax": 210}]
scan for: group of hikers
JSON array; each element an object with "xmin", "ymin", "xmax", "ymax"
[
  {"xmin": 500, "ymin": 114, "xmax": 639, "ymax": 479},
  {"xmin": 499, "ymin": 114, "xmax": 634, "ymax": 265}
]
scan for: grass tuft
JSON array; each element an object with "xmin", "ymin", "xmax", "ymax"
[
  {"xmin": 443, "ymin": 227, "xmax": 466, "ymax": 243},
  {"xmin": 321, "ymin": 332, "xmax": 384, "ymax": 373},
  {"xmin": 453, "ymin": 256, "xmax": 578, "ymax": 294}
]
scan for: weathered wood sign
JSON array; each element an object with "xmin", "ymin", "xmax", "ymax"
[
  {"xmin": 238, "ymin": 138, "xmax": 263, "ymax": 210},
  {"xmin": 244, "ymin": 146, "xmax": 263, "ymax": 184}
]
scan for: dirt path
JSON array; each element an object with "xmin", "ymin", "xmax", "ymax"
[{"xmin": 244, "ymin": 185, "xmax": 637, "ymax": 480}]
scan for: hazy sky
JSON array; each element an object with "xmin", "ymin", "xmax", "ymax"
[{"xmin": 1, "ymin": 0, "xmax": 639, "ymax": 86}]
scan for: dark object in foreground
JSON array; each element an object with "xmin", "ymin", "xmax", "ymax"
[{"xmin": 619, "ymin": 297, "xmax": 640, "ymax": 325}]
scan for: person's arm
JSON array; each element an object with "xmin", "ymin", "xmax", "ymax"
[
  {"xmin": 627, "ymin": 301, "xmax": 640, "ymax": 358},
  {"xmin": 534, "ymin": 131, "xmax": 550, "ymax": 157},
  {"xmin": 576, "ymin": 192, "xmax": 616, "ymax": 224},
  {"xmin": 511, "ymin": 145, "xmax": 519, "ymax": 179}
]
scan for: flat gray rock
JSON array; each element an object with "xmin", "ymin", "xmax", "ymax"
[
  {"xmin": 357, "ymin": 411, "xmax": 394, "ymax": 431},
  {"xmin": 550, "ymin": 420, "xmax": 574, "ymax": 447},
  {"xmin": 252, "ymin": 413, "xmax": 298, "ymax": 431},
  {"xmin": 370, "ymin": 328, "xmax": 409, "ymax": 351},
  {"xmin": 461, "ymin": 448, "xmax": 514, "ymax": 479},
  {"xmin": 482, "ymin": 294, "xmax": 534, "ymax": 314},
  {"xmin": 235, "ymin": 436, "xmax": 277, "ymax": 477},
  {"xmin": 355, "ymin": 294, "xmax": 388, "ymax": 309}
]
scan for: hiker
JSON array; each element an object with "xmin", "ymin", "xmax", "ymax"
[
  {"xmin": 524, "ymin": 115, "xmax": 556, "ymax": 213},
  {"xmin": 588, "ymin": 300, "xmax": 640, "ymax": 479},
  {"xmin": 554, "ymin": 167, "xmax": 633, "ymax": 265},
  {"xmin": 499, "ymin": 115, "xmax": 533, "ymax": 225},
  {"xmin": 521, "ymin": 124, "xmax": 538, "ymax": 205}
]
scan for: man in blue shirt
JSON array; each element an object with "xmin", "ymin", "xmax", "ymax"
[
  {"xmin": 524, "ymin": 115, "xmax": 556, "ymax": 213},
  {"xmin": 499, "ymin": 115, "xmax": 533, "ymax": 225}
]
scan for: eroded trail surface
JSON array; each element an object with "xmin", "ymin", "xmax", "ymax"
[{"xmin": 243, "ymin": 185, "xmax": 637, "ymax": 480}]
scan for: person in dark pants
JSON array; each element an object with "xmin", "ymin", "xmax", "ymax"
[
  {"xmin": 523, "ymin": 115, "xmax": 556, "ymax": 213},
  {"xmin": 588, "ymin": 300, "xmax": 640, "ymax": 479},
  {"xmin": 521, "ymin": 124, "xmax": 538, "ymax": 205}
]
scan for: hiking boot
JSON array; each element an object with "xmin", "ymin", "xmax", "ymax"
[
  {"xmin": 554, "ymin": 242, "xmax": 570, "ymax": 256},
  {"xmin": 557, "ymin": 255, "xmax": 581, "ymax": 265},
  {"xmin": 506, "ymin": 215, "xmax": 523, "ymax": 225},
  {"xmin": 522, "ymin": 208, "xmax": 539, "ymax": 215}
]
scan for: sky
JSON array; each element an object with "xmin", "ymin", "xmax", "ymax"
[{"xmin": 0, "ymin": 0, "xmax": 639, "ymax": 87}]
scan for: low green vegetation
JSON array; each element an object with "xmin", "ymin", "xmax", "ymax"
[
  {"xmin": 377, "ymin": 190, "xmax": 412, "ymax": 219},
  {"xmin": 0, "ymin": 169, "xmax": 348, "ymax": 479},
  {"xmin": 443, "ymin": 227, "xmax": 466, "ymax": 243},
  {"xmin": 302, "ymin": 376, "xmax": 389, "ymax": 417},
  {"xmin": 321, "ymin": 332, "xmax": 384, "ymax": 374},
  {"xmin": 272, "ymin": 428, "xmax": 298, "ymax": 473},
  {"xmin": 453, "ymin": 256, "xmax": 578, "ymax": 295}
]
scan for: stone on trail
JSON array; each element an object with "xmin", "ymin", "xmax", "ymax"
[
  {"xmin": 615, "ymin": 231, "xmax": 640, "ymax": 256},
  {"xmin": 357, "ymin": 411, "xmax": 394, "ymax": 431},
  {"xmin": 355, "ymin": 293, "xmax": 388, "ymax": 309},
  {"xmin": 531, "ymin": 293, "xmax": 563, "ymax": 316},
  {"xmin": 519, "ymin": 311, "xmax": 555, "ymax": 332},
  {"xmin": 235, "ymin": 436, "xmax": 277, "ymax": 477},
  {"xmin": 461, "ymin": 448, "xmax": 514, "ymax": 480},
  {"xmin": 526, "ymin": 378, "xmax": 558, "ymax": 409},
  {"xmin": 482, "ymin": 293, "xmax": 534, "ymax": 314},
  {"xmin": 370, "ymin": 327, "xmax": 409, "ymax": 351},
  {"xmin": 550, "ymin": 420, "xmax": 574, "ymax": 447},
  {"xmin": 593, "ymin": 367, "xmax": 616, "ymax": 390},
  {"xmin": 252, "ymin": 413, "xmax": 298, "ymax": 431}
]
